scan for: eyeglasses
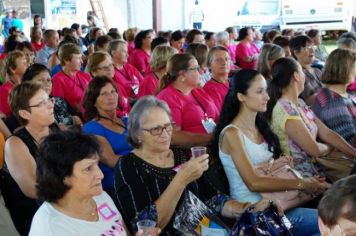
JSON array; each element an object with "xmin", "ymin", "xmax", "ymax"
[
  {"xmin": 143, "ymin": 122, "xmax": 175, "ymax": 136},
  {"xmin": 186, "ymin": 66, "xmax": 201, "ymax": 72},
  {"xmin": 24, "ymin": 97, "xmax": 55, "ymax": 109},
  {"xmin": 301, "ymin": 45, "xmax": 317, "ymax": 51},
  {"xmin": 97, "ymin": 64, "xmax": 114, "ymax": 71}
]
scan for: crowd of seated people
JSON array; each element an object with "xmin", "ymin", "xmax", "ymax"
[{"xmin": 0, "ymin": 15, "xmax": 355, "ymax": 235}]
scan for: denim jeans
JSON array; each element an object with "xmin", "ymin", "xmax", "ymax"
[{"xmin": 286, "ymin": 208, "xmax": 320, "ymax": 236}]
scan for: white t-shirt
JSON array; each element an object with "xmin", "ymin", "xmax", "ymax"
[{"xmin": 29, "ymin": 192, "xmax": 127, "ymax": 236}]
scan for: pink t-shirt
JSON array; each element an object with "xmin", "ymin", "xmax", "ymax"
[
  {"xmin": 113, "ymin": 64, "xmax": 144, "ymax": 99},
  {"xmin": 0, "ymin": 81, "xmax": 13, "ymax": 117},
  {"xmin": 156, "ymin": 84, "xmax": 219, "ymax": 134},
  {"xmin": 137, "ymin": 72, "xmax": 159, "ymax": 98},
  {"xmin": 227, "ymin": 44, "xmax": 236, "ymax": 64},
  {"xmin": 127, "ymin": 42, "xmax": 135, "ymax": 56},
  {"xmin": 128, "ymin": 49, "xmax": 151, "ymax": 75},
  {"xmin": 114, "ymin": 81, "xmax": 131, "ymax": 117},
  {"xmin": 51, "ymin": 70, "xmax": 91, "ymax": 112},
  {"xmin": 235, "ymin": 41, "xmax": 260, "ymax": 69},
  {"xmin": 203, "ymin": 79, "xmax": 229, "ymax": 113}
]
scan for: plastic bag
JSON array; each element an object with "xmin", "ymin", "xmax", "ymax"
[{"xmin": 173, "ymin": 190, "xmax": 229, "ymax": 236}]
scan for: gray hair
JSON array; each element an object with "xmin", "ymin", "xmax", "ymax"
[
  {"xmin": 216, "ymin": 31, "xmax": 229, "ymax": 46},
  {"xmin": 257, "ymin": 43, "xmax": 285, "ymax": 80},
  {"xmin": 127, "ymin": 96, "xmax": 171, "ymax": 148},
  {"xmin": 207, "ymin": 45, "xmax": 229, "ymax": 67},
  {"xmin": 336, "ymin": 37, "xmax": 356, "ymax": 51}
]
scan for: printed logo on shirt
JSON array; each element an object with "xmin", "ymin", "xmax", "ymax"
[
  {"xmin": 98, "ymin": 203, "xmax": 117, "ymax": 221},
  {"xmin": 101, "ymin": 219, "xmax": 125, "ymax": 236}
]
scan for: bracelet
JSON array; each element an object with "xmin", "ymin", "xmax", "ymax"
[{"xmin": 297, "ymin": 180, "xmax": 304, "ymax": 190}]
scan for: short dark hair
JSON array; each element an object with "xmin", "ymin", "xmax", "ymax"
[
  {"xmin": 185, "ymin": 29, "xmax": 203, "ymax": 44},
  {"xmin": 238, "ymin": 27, "xmax": 253, "ymax": 41},
  {"xmin": 94, "ymin": 35, "xmax": 112, "ymax": 51},
  {"xmin": 36, "ymin": 130, "xmax": 101, "ymax": 203},
  {"xmin": 289, "ymin": 35, "xmax": 312, "ymax": 59},
  {"xmin": 9, "ymin": 81, "xmax": 43, "ymax": 125},
  {"xmin": 318, "ymin": 175, "xmax": 356, "ymax": 227},
  {"xmin": 22, "ymin": 63, "xmax": 50, "ymax": 82},
  {"xmin": 151, "ymin": 36, "xmax": 168, "ymax": 51},
  {"xmin": 83, "ymin": 76, "xmax": 118, "ymax": 120},
  {"xmin": 306, "ymin": 29, "xmax": 320, "ymax": 39},
  {"xmin": 170, "ymin": 30, "xmax": 184, "ymax": 42},
  {"xmin": 273, "ymin": 36, "xmax": 290, "ymax": 48},
  {"xmin": 70, "ymin": 23, "xmax": 80, "ymax": 31}
]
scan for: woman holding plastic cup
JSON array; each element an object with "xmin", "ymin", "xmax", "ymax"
[{"xmin": 114, "ymin": 96, "xmax": 272, "ymax": 235}]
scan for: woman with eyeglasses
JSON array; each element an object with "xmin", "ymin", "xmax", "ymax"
[
  {"xmin": 114, "ymin": 96, "xmax": 272, "ymax": 235},
  {"xmin": 156, "ymin": 53, "xmax": 219, "ymax": 147},
  {"xmin": 1, "ymin": 82, "xmax": 57, "ymax": 235},
  {"xmin": 109, "ymin": 40, "xmax": 144, "ymax": 104},
  {"xmin": 290, "ymin": 35, "xmax": 323, "ymax": 105},
  {"xmin": 86, "ymin": 51, "xmax": 130, "ymax": 117},
  {"xmin": 82, "ymin": 76, "xmax": 132, "ymax": 200}
]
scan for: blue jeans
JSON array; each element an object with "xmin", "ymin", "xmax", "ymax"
[{"xmin": 286, "ymin": 208, "xmax": 320, "ymax": 236}]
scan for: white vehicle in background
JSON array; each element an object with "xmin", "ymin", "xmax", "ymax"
[
  {"xmin": 235, "ymin": 0, "xmax": 282, "ymax": 32},
  {"xmin": 280, "ymin": 0, "xmax": 355, "ymax": 32}
]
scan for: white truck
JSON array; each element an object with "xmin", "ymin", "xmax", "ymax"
[
  {"xmin": 280, "ymin": 0, "xmax": 355, "ymax": 32},
  {"xmin": 235, "ymin": 0, "xmax": 282, "ymax": 32}
]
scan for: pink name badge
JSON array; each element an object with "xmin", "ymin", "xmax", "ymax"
[{"xmin": 98, "ymin": 203, "xmax": 117, "ymax": 221}]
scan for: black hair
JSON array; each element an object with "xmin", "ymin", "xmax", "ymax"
[
  {"xmin": 265, "ymin": 57, "xmax": 300, "ymax": 121},
  {"xmin": 289, "ymin": 35, "xmax": 312, "ymax": 59},
  {"xmin": 22, "ymin": 63, "xmax": 50, "ymax": 82},
  {"xmin": 36, "ymin": 130, "xmax": 101, "ymax": 203},
  {"xmin": 238, "ymin": 27, "xmax": 253, "ymax": 41},
  {"xmin": 134, "ymin": 29, "xmax": 154, "ymax": 49},
  {"xmin": 212, "ymin": 69, "xmax": 282, "ymax": 159},
  {"xmin": 170, "ymin": 30, "xmax": 184, "ymax": 42},
  {"xmin": 70, "ymin": 23, "xmax": 80, "ymax": 31},
  {"xmin": 204, "ymin": 31, "xmax": 215, "ymax": 41},
  {"xmin": 151, "ymin": 36, "xmax": 168, "ymax": 51}
]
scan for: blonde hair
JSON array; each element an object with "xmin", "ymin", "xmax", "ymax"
[
  {"xmin": 5, "ymin": 50, "xmax": 26, "ymax": 76},
  {"xmin": 86, "ymin": 51, "xmax": 111, "ymax": 76},
  {"xmin": 58, "ymin": 43, "xmax": 81, "ymax": 65},
  {"xmin": 150, "ymin": 45, "xmax": 177, "ymax": 72}
]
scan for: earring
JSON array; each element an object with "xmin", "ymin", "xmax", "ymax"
[{"xmin": 181, "ymin": 77, "xmax": 186, "ymax": 82}]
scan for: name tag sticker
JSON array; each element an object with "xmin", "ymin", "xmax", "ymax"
[{"xmin": 98, "ymin": 203, "xmax": 117, "ymax": 221}]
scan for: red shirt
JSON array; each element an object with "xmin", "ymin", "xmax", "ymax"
[
  {"xmin": 157, "ymin": 84, "xmax": 219, "ymax": 134},
  {"xmin": 235, "ymin": 41, "xmax": 260, "ymax": 69},
  {"xmin": 32, "ymin": 41, "xmax": 46, "ymax": 52},
  {"xmin": 0, "ymin": 81, "xmax": 13, "ymax": 117},
  {"xmin": 51, "ymin": 70, "xmax": 91, "ymax": 112},
  {"xmin": 137, "ymin": 72, "xmax": 159, "ymax": 98},
  {"xmin": 113, "ymin": 64, "xmax": 143, "ymax": 99},
  {"xmin": 203, "ymin": 79, "xmax": 229, "ymax": 113},
  {"xmin": 128, "ymin": 49, "xmax": 151, "ymax": 75}
]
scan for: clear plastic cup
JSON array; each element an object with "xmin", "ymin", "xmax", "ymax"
[
  {"xmin": 190, "ymin": 146, "xmax": 207, "ymax": 158},
  {"xmin": 136, "ymin": 219, "xmax": 156, "ymax": 235}
]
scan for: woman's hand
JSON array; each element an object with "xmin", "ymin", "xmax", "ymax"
[
  {"xmin": 302, "ymin": 176, "xmax": 329, "ymax": 195},
  {"xmin": 136, "ymin": 227, "xmax": 161, "ymax": 236},
  {"xmin": 174, "ymin": 154, "xmax": 209, "ymax": 187},
  {"xmin": 252, "ymin": 199, "xmax": 284, "ymax": 215}
]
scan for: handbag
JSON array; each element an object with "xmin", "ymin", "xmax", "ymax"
[
  {"xmin": 230, "ymin": 203, "xmax": 293, "ymax": 236},
  {"xmin": 254, "ymin": 156, "xmax": 314, "ymax": 211},
  {"xmin": 316, "ymin": 150, "xmax": 356, "ymax": 183}
]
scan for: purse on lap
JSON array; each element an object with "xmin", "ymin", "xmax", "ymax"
[
  {"xmin": 254, "ymin": 156, "xmax": 315, "ymax": 211},
  {"xmin": 230, "ymin": 203, "xmax": 293, "ymax": 236},
  {"xmin": 315, "ymin": 150, "xmax": 356, "ymax": 183}
]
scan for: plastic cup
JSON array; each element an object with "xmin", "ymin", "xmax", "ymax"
[
  {"xmin": 136, "ymin": 219, "xmax": 156, "ymax": 235},
  {"xmin": 190, "ymin": 146, "xmax": 207, "ymax": 158}
]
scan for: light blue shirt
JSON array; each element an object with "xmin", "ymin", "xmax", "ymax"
[{"xmin": 35, "ymin": 45, "xmax": 56, "ymax": 67}]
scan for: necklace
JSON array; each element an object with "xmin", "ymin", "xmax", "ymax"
[{"xmin": 97, "ymin": 114, "xmax": 126, "ymax": 129}]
